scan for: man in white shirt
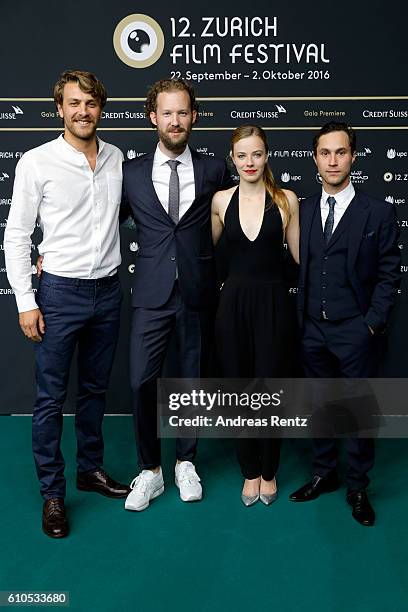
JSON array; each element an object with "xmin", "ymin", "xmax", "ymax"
[
  {"xmin": 121, "ymin": 79, "xmax": 233, "ymax": 511},
  {"xmin": 290, "ymin": 122, "xmax": 401, "ymax": 526},
  {"xmin": 4, "ymin": 70, "xmax": 130, "ymax": 538}
]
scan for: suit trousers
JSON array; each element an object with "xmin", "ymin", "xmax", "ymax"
[
  {"xmin": 33, "ymin": 272, "xmax": 122, "ymax": 500},
  {"xmin": 130, "ymin": 282, "xmax": 207, "ymax": 469},
  {"xmin": 302, "ymin": 314, "xmax": 380, "ymax": 491}
]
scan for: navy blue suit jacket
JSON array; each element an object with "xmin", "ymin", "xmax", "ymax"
[
  {"xmin": 121, "ymin": 147, "xmax": 233, "ymax": 309},
  {"xmin": 298, "ymin": 189, "xmax": 401, "ymax": 333}
]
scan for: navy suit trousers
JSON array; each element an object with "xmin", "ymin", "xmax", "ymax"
[
  {"xmin": 130, "ymin": 282, "xmax": 207, "ymax": 469},
  {"xmin": 302, "ymin": 314, "xmax": 380, "ymax": 491}
]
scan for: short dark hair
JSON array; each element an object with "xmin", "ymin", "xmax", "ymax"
[
  {"xmin": 313, "ymin": 122, "xmax": 356, "ymax": 155},
  {"xmin": 145, "ymin": 79, "xmax": 199, "ymax": 125},
  {"xmin": 53, "ymin": 70, "xmax": 107, "ymax": 108}
]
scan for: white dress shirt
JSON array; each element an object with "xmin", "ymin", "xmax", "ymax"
[
  {"xmin": 320, "ymin": 181, "xmax": 355, "ymax": 233},
  {"xmin": 4, "ymin": 134, "xmax": 123, "ymax": 313},
  {"xmin": 152, "ymin": 144, "xmax": 195, "ymax": 219}
]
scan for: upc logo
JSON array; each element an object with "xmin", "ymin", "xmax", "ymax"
[
  {"xmin": 281, "ymin": 172, "xmax": 290, "ymax": 183},
  {"xmin": 113, "ymin": 14, "xmax": 165, "ymax": 69},
  {"xmin": 387, "ymin": 149, "xmax": 396, "ymax": 159},
  {"xmin": 385, "ymin": 195, "xmax": 405, "ymax": 205}
]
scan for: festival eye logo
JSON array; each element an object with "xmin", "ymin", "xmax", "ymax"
[{"xmin": 113, "ymin": 14, "xmax": 165, "ymax": 69}]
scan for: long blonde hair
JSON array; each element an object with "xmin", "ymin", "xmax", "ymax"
[{"xmin": 231, "ymin": 125, "xmax": 290, "ymax": 229}]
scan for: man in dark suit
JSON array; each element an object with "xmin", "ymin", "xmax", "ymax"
[
  {"xmin": 121, "ymin": 79, "xmax": 232, "ymax": 511},
  {"xmin": 289, "ymin": 122, "xmax": 401, "ymax": 525}
]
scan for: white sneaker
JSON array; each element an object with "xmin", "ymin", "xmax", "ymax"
[
  {"xmin": 175, "ymin": 461, "xmax": 202, "ymax": 502},
  {"xmin": 124, "ymin": 469, "xmax": 164, "ymax": 511}
]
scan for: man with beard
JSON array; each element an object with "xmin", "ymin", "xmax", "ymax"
[
  {"xmin": 4, "ymin": 70, "xmax": 130, "ymax": 538},
  {"xmin": 122, "ymin": 79, "xmax": 232, "ymax": 511}
]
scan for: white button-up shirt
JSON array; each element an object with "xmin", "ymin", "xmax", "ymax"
[
  {"xmin": 320, "ymin": 181, "xmax": 355, "ymax": 232},
  {"xmin": 152, "ymin": 144, "xmax": 195, "ymax": 219},
  {"xmin": 4, "ymin": 134, "xmax": 123, "ymax": 312}
]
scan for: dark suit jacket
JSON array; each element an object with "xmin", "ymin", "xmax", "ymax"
[
  {"xmin": 298, "ymin": 189, "xmax": 401, "ymax": 333},
  {"xmin": 121, "ymin": 147, "xmax": 233, "ymax": 309}
]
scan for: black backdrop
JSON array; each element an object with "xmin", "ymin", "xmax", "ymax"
[{"xmin": 1, "ymin": 0, "xmax": 407, "ymax": 414}]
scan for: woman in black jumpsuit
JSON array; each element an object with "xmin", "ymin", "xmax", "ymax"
[{"xmin": 211, "ymin": 125, "xmax": 299, "ymax": 506}]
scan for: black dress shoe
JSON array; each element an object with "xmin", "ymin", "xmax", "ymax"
[
  {"xmin": 347, "ymin": 490, "xmax": 375, "ymax": 526},
  {"xmin": 289, "ymin": 473, "xmax": 339, "ymax": 502},
  {"xmin": 42, "ymin": 498, "xmax": 69, "ymax": 538},
  {"xmin": 77, "ymin": 468, "xmax": 131, "ymax": 498}
]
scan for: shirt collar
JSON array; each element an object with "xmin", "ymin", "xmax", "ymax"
[
  {"xmin": 56, "ymin": 133, "xmax": 105, "ymax": 157},
  {"xmin": 322, "ymin": 180, "xmax": 355, "ymax": 207},
  {"xmin": 154, "ymin": 143, "xmax": 192, "ymax": 166}
]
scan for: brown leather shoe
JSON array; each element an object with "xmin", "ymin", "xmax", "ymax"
[
  {"xmin": 42, "ymin": 498, "xmax": 69, "ymax": 538},
  {"xmin": 77, "ymin": 468, "xmax": 131, "ymax": 498}
]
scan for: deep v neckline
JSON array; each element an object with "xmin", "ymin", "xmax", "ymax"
[{"xmin": 237, "ymin": 187, "xmax": 266, "ymax": 243}]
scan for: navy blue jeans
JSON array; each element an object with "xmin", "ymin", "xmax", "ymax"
[{"xmin": 33, "ymin": 272, "xmax": 122, "ymax": 500}]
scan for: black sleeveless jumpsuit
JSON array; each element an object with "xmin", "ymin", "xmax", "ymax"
[{"xmin": 215, "ymin": 187, "xmax": 295, "ymax": 480}]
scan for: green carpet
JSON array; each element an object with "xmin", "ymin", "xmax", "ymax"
[{"xmin": 1, "ymin": 416, "xmax": 407, "ymax": 611}]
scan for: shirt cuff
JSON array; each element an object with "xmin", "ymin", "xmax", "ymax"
[{"xmin": 16, "ymin": 292, "xmax": 39, "ymax": 313}]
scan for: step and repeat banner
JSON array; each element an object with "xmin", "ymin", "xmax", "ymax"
[{"xmin": 1, "ymin": 1, "xmax": 407, "ymax": 413}]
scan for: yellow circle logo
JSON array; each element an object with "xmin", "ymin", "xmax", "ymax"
[{"xmin": 113, "ymin": 14, "xmax": 164, "ymax": 69}]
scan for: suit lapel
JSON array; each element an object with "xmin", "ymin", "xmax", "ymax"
[
  {"xmin": 300, "ymin": 195, "xmax": 320, "ymax": 269},
  {"xmin": 143, "ymin": 152, "xmax": 174, "ymax": 225},
  {"xmin": 327, "ymin": 195, "xmax": 358, "ymax": 248},
  {"xmin": 177, "ymin": 148, "xmax": 204, "ymax": 224},
  {"xmin": 144, "ymin": 146, "xmax": 202, "ymax": 226},
  {"xmin": 346, "ymin": 190, "xmax": 370, "ymax": 273},
  {"xmin": 191, "ymin": 148, "xmax": 204, "ymax": 197}
]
